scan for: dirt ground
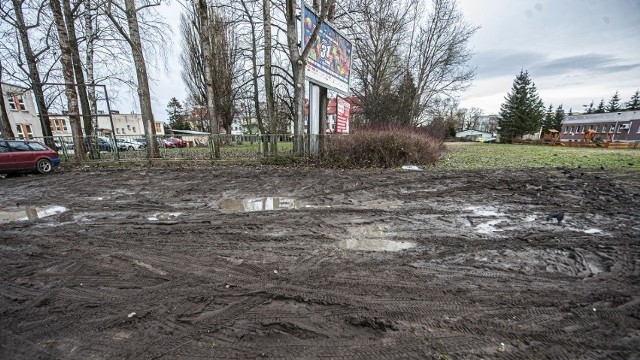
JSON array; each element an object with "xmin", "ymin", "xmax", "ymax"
[{"xmin": 1, "ymin": 166, "xmax": 639, "ymax": 359}]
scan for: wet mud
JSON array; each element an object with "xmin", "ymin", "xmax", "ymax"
[{"xmin": 1, "ymin": 167, "xmax": 639, "ymax": 359}]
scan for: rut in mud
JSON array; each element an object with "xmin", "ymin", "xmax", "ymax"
[{"xmin": 1, "ymin": 167, "xmax": 639, "ymax": 359}]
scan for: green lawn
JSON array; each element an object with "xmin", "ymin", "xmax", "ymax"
[{"xmin": 435, "ymin": 142, "xmax": 640, "ymax": 170}]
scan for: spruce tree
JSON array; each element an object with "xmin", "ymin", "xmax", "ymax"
[
  {"xmin": 607, "ymin": 91, "xmax": 621, "ymax": 112},
  {"xmin": 594, "ymin": 99, "xmax": 606, "ymax": 113},
  {"xmin": 166, "ymin": 97, "xmax": 190, "ymax": 130},
  {"xmin": 627, "ymin": 90, "xmax": 640, "ymax": 110},
  {"xmin": 584, "ymin": 100, "xmax": 594, "ymax": 114},
  {"xmin": 498, "ymin": 70, "xmax": 544, "ymax": 142},
  {"xmin": 552, "ymin": 104, "xmax": 565, "ymax": 131}
]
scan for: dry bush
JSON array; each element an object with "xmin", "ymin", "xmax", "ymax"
[{"xmin": 324, "ymin": 125, "xmax": 445, "ymax": 168}]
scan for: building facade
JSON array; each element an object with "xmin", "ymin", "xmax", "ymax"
[
  {"xmin": 561, "ymin": 111, "xmax": 640, "ymax": 142},
  {"xmin": 2, "ymin": 83, "xmax": 45, "ymax": 139},
  {"xmin": 2, "ymin": 82, "xmax": 165, "ymax": 140}
]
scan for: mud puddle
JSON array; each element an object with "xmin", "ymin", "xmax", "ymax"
[
  {"xmin": 0, "ymin": 206, "xmax": 67, "ymax": 223},
  {"xmin": 339, "ymin": 224, "xmax": 416, "ymax": 251},
  {"xmin": 219, "ymin": 197, "xmax": 302, "ymax": 212}
]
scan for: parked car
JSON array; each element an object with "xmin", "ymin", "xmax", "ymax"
[
  {"xmin": 163, "ymin": 137, "xmax": 188, "ymax": 148},
  {"xmin": 116, "ymin": 138, "xmax": 145, "ymax": 151},
  {"xmin": 84, "ymin": 136, "xmax": 114, "ymax": 152},
  {"xmin": 54, "ymin": 139, "xmax": 74, "ymax": 151},
  {"xmin": 0, "ymin": 140, "xmax": 60, "ymax": 174}
]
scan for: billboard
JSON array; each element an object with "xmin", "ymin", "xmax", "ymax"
[
  {"xmin": 335, "ymin": 97, "xmax": 350, "ymax": 134},
  {"xmin": 302, "ymin": 4, "xmax": 352, "ymax": 95}
]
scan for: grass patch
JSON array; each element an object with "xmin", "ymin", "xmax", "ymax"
[{"xmin": 436, "ymin": 142, "xmax": 640, "ymax": 170}]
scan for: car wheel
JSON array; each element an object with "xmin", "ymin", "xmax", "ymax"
[{"xmin": 36, "ymin": 159, "xmax": 53, "ymax": 174}]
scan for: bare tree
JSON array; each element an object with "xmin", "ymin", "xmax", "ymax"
[
  {"xmin": 179, "ymin": 10, "xmax": 206, "ymax": 107},
  {"xmin": 50, "ymin": 0, "xmax": 86, "ymax": 159},
  {"xmin": 2, "ymin": 0, "xmax": 55, "ymax": 147},
  {"xmin": 102, "ymin": 0, "xmax": 162, "ymax": 158},
  {"xmin": 408, "ymin": 0, "xmax": 477, "ymax": 123},
  {"xmin": 263, "ymin": 0, "xmax": 277, "ymax": 154},
  {"xmin": 196, "ymin": 0, "xmax": 219, "ymax": 158}
]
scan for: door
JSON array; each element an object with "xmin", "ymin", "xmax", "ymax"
[
  {"xmin": 0, "ymin": 141, "xmax": 13, "ymax": 170},
  {"xmin": 7, "ymin": 141, "xmax": 35, "ymax": 169}
]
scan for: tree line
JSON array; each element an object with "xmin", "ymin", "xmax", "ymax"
[
  {"xmin": 1, "ymin": 0, "xmax": 477, "ymax": 159},
  {"xmin": 582, "ymin": 90, "xmax": 640, "ymax": 114}
]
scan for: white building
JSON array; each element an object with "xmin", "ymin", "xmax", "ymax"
[
  {"xmin": 2, "ymin": 82, "xmax": 165, "ymax": 140},
  {"xmin": 1, "ymin": 83, "xmax": 44, "ymax": 139}
]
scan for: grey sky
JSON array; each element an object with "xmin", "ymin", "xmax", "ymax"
[
  {"xmin": 147, "ymin": 0, "xmax": 640, "ymax": 120},
  {"xmin": 457, "ymin": 0, "xmax": 640, "ymax": 114}
]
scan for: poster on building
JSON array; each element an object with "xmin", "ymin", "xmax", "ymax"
[
  {"xmin": 302, "ymin": 4, "xmax": 352, "ymax": 95},
  {"xmin": 335, "ymin": 97, "xmax": 350, "ymax": 134}
]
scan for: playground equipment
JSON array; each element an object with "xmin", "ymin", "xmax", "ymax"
[{"xmin": 541, "ymin": 129, "xmax": 561, "ymax": 145}]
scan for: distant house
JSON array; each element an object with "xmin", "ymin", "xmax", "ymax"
[
  {"xmin": 561, "ymin": 111, "xmax": 640, "ymax": 142},
  {"xmin": 456, "ymin": 129, "xmax": 494, "ymax": 141}
]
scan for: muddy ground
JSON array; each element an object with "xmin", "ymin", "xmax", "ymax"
[{"xmin": 1, "ymin": 166, "xmax": 639, "ymax": 359}]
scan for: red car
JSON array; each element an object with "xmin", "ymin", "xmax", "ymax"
[
  {"xmin": 163, "ymin": 137, "xmax": 188, "ymax": 148},
  {"xmin": 0, "ymin": 140, "xmax": 60, "ymax": 174}
]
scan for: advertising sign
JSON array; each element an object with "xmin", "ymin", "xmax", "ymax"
[
  {"xmin": 302, "ymin": 4, "xmax": 352, "ymax": 95},
  {"xmin": 335, "ymin": 97, "xmax": 350, "ymax": 134}
]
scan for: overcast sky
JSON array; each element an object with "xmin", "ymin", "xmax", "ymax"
[{"xmin": 145, "ymin": 0, "xmax": 640, "ymax": 120}]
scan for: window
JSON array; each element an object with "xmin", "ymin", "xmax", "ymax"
[
  {"xmin": 28, "ymin": 142, "xmax": 47, "ymax": 151},
  {"xmin": 116, "ymin": 128, "xmax": 120, "ymax": 134},
  {"xmin": 5, "ymin": 93, "xmax": 26, "ymax": 111},
  {"xmin": 595, "ymin": 125, "xmax": 599, "ymax": 132},
  {"xmin": 132, "ymin": 126, "xmax": 136, "ymax": 132},
  {"xmin": 563, "ymin": 127, "xmax": 568, "ymax": 134},
  {"xmin": 127, "ymin": 124, "xmax": 131, "ymax": 131},
  {"xmin": 17, "ymin": 94, "xmax": 26, "ymax": 111},
  {"xmin": 0, "ymin": 142, "xmax": 10, "ymax": 153},
  {"xmin": 61, "ymin": 119, "xmax": 67, "ymax": 131},
  {"xmin": 6, "ymin": 93, "xmax": 17, "ymax": 111},
  {"xmin": 122, "ymin": 128, "xmax": 125, "ymax": 134},
  {"xmin": 8, "ymin": 141, "xmax": 31, "ymax": 151}
]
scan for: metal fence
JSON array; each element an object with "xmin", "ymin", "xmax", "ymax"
[{"xmin": 28, "ymin": 134, "xmax": 332, "ymax": 162}]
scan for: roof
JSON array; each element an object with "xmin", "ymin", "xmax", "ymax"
[
  {"xmin": 456, "ymin": 129, "xmax": 493, "ymax": 136},
  {"xmin": 169, "ymin": 129, "xmax": 210, "ymax": 135},
  {"xmin": 564, "ymin": 111, "xmax": 639, "ymax": 124}
]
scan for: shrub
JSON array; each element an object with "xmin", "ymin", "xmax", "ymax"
[{"xmin": 324, "ymin": 125, "xmax": 445, "ymax": 168}]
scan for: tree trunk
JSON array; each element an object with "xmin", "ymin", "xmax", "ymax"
[
  {"xmin": 197, "ymin": 0, "xmax": 220, "ymax": 159},
  {"xmin": 239, "ymin": 0, "xmax": 267, "ymax": 155},
  {"xmin": 0, "ymin": 60, "xmax": 16, "ymax": 139},
  {"xmin": 62, "ymin": 0, "xmax": 97, "ymax": 157},
  {"xmin": 50, "ymin": 0, "xmax": 85, "ymax": 161},
  {"xmin": 263, "ymin": 0, "xmax": 277, "ymax": 155},
  {"xmin": 286, "ymin": 0, "xmax": 333, "ymax": 156},
  {"xmin": 11, "ymin": 0, "xmax": 54, "ymax": 148},
  {"xmin": 85, "ymin": 0, "xmax": 97, "ymax": 133},
  {"xmin": 124, "ymin": 0, "xmax": 160, "ymax": 158}
]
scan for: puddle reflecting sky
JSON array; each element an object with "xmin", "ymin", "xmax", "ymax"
[
  {"xmin": 340, "ymin": 239, "xmax": 416, "ymax": 252},
  {"xmin": 219, "ymin": 197, "xmax": 302, "ymax": 212},
  {"xmin": 0, "ymin": 206, "xmax": 67, "ymax": 223}
]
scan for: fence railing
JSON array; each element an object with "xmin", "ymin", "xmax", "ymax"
[{"xmin": 28, "ymin": 134, "xmax": 339, "ymax": 162}]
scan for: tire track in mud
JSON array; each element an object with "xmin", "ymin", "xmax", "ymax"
[{"xmin": 1, "ymin": 167, "xmax": 639, "ymax": 358}]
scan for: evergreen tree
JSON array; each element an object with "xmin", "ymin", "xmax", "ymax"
[
  {"xmin": 583, "ymin": 100, "xmax": 594, "ymax": 114},
  {"xmin": 498, "ymin": 70, "xmax": 544, "ymax": 142},
  {"xmin": 166, "ymin": 97, "xmax": 191, "ymax": 130},
  {"xmin": 552, "ymin": 104, "xmax": 565, "ymax": 131},
  {"xmin": 607, "ymin": 91, "xmax": 621, "ymax": 112},
  {"xmin": 594, "ymin": 99, "xmax": 606, "ymax": 113},
  {"xmin": 627, "ymin": 90, "xmax": 640, "ymax": 110},
  {"xmin": 568, "ymin": 108, "xmax": 573, "ymax": 115}
]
